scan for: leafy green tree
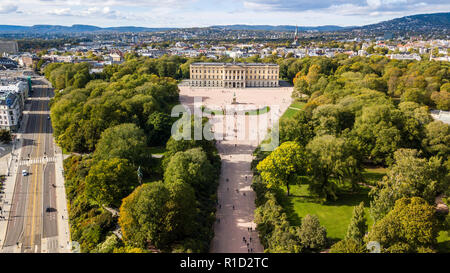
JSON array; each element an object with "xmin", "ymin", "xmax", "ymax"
[
  {"xmin": 352, "ymin": 104, "xmax": 402, "ymax": 164},
  {"xmin": 330, "ymin": 238, "xmax": 366, "ymax": 253},
  {"xmin": 368, "ymin": 197, "xmax": 439, "ymax": 253},
  {"xmin": 85, "ymin": 158, "xmax": 138, "ymax": 207},
  {"xmin": 257, "ymin": 141, "xmax": 306, "ymax": 196},
  {"xmin": 119, "ymin": 181, "xmax": 196, "ymax": 250},
  {"xmin": 346, "ymin": 202, "xmax": 368, "ymax": 243},
  {"xmin": 164, "ymin": 147, "xmax": 216, "ymax": 197},
  {"xmin": 370, "ymin": 149, "xmax": 448, "ymax": 221},
  {"xmin": 146, "ymin": 111, "xmax": 172, "ymax": 146},
  {"xmin": 94, "ymin": 123, "xmax": 151, "ymax": 169},
  {"xmin": 306, "ymin": 135, "xmax": 362, "ymax": 201},
  {"xmin": 431, "ymin": 90, "xmax": 450, "ymax": 110},
  {"xmin": 296, "ymin": 214, "xmax": 327, "ymax": 252},
  {"xmin": 95, "ymin": 234, "xmax": 121, "ymax": 253},
  {"xmin": 267, "ymin": 220, "xmax": 302, "ymax": 253},
  {"xmin": 279, "ymin": 111, "xmax": 315, "ymax": 146},
  {"xmin": 312, "ymin": 104, "xmax": 354, "ymax": 136},
  {"xmin": 422, "ymin": 120, "xmax": 450, "ymax": 158}
]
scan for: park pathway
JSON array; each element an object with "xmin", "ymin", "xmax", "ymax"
[{"xmin": 178, "ymin": 85, "xmax": 292, "ymax": 253}]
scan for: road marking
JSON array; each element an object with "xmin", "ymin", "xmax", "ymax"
[{"xmin": 29, "ymin": 88, "xmax": 45, "ymax": 250}]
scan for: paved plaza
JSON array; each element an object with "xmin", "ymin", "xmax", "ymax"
[{"xmin": 179, "ymin": 85, "xmax": 293, "ymax": 253}]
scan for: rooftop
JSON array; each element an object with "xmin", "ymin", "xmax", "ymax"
[{"xmin": 191, "ymin": 62, "xmax": 278, "ymax": 67}]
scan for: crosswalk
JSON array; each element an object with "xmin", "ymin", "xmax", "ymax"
[{"xmin": 18, "ymin": 156, "xmax": 56, "ymax": 166}]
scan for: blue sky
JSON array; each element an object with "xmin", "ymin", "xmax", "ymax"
[{"xmin": 0, "ymin": 0, "xmax": 449, "ymax": 27}]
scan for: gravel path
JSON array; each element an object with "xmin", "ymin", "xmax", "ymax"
[{"xmin": 179, "ymin": 86, "xmax": 293, "ymax": 253}]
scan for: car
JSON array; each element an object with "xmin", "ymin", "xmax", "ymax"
[{"xmin": 22, "ymin": 170, "xmax": 28, "ymax": 176}]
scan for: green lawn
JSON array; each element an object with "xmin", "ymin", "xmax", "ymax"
[
  {"xmin": 362, "ymin": 167, "xmax": 387, "ymax": 186},
  {"xmin": 280, "ymin": 183, "xmax": 374, "ymax": 243},
  {"xmin": 280, "ymin": 101, "xmax": 305, "ymax": 120}
]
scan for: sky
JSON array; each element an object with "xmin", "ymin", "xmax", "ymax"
[{"xmin": 0, "ymin": 0, "xmax": 449, "ymax": 28}]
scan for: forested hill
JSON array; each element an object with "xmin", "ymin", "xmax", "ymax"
[{"xmin": 348, "ymin": 12, "xmax": 450, "ymax": 37}]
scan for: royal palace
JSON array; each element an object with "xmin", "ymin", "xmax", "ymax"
[{"xmin": 189, "ymin": 62, "xmax": 279, "ymax": 88}]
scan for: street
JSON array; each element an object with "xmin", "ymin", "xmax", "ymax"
[{"xmin": 2, "ymin": 78, "xmax": 58, "ymax": 252}]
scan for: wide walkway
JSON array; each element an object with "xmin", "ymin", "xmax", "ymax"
[{"xmin": 179, "ymin": 86, "xmax": 292, "ymax": 253}]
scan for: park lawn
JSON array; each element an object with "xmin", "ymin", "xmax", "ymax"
[
  {"xmin": 281, "ymin": 183, "xmax": 374, "ymax": 243},
  {"xmin": 280, "ymin": 101, "xmax": 305, "ymax": 120},
  {"xmin": 362, "ymin": 167, "xmax": 387, "ymax": 186}
]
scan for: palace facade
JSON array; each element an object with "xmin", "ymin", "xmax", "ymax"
[{"xmin": 189, "ymin": 62, "xmax": 279, "ymax": 88}]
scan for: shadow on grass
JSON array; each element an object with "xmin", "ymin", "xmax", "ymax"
[{"xmin": 276, "ymin": 182, "xmax": 372, "ymax": 229}]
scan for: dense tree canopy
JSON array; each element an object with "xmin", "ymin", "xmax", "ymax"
[
  {"xmin": 368, "ymin": 197, "xmax": 439, "ymax": 253},
  {"xmin": 85, "ymin": 158, "xmax": 138, "ymax": 207},
  {"xmin": 370, "ymin": 149, "xmax": 448, "ymax": 221},
  {"xmin": 257, "ymin": 141, "xmax": 306, "ymax": 196},
  {"xmin": 119, "ymin": 181, "xmax": 196, "ymax": 250}
]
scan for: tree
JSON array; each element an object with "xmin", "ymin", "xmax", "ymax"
[
  {"xmin": 296, "ymin": 214, "xmax": 327, "ymax": 252},
  {"xmin": 94, "ymin": 123, "xmax": 151, "ymax": 170},
  {"xmin": 346, "ymin": 202, "xmax": 368, "ymax": 243},
  {"xmin": 0, "ymin": 129, "xmax": 12, "ymax": 143},
  {"xmin": 85, "ymin": 158, "xmax": 138, "ymax": 207},
  {"xmin": 256, "ymin": 141, "xmax": 306, "ymax": 196},
  {"xmin": 370, "ymin": 149, "xmax": 448, "ymax": 221},
  {"xmin": 431, "ymin": 90, "xmax": 450, "ymax": 110},
  {"xmin": 312, "ymin": 104, "xmax": 354, "ymax": 136},
  {"xmin": 279, "ymin": 111, "xmax": 314, "ymax": 146},
  {"xmin": 146, "ymin": 111, "xmax": 172, "ymax": 146},
  {"xmin": 164, "ymin": 147, "xmax": 216, "ymax": 197},
  {"xmin": 368, "ymin": 197, "xmax": 439, "ymax": 253},
  {"xmin": 118, "ymin": 181, "xmax": 196, "ymax": 250},
  {"xmin": 267, "ymin": 220, "xmax": 303, "ymax": 253},
  {"xmin": 352, "ymin": 104, "xmax": 402, "ymax": 164},
  {"xmin": 306, "ymin": 135, "xmax": 362, "ymax": 201},
  {"xmin": 330, "ymin": 238, "xmax": 366, "ymax": 253},
  {"xmin": 422, "ymin": 120, "xmax": 450, "ymax": 158}
]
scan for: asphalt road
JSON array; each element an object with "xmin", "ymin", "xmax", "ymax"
[{"xmin": 2, "ymin": 79, "xmax": 58, "ymax": 252}]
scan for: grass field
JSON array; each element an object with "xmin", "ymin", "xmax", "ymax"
[
  {"xmin": 280, "ymin": 183, "xmax": 374, "ymax": 243},
  {"xmin": 280, "ymin": 101, "xmax": 305, "ymax": 120},
  {"xmin": 362, "ymin": 167, "xmax": 387, "ymax": 185},
  {"xmin": 277, "ymin": 168, "xmax": 387, "ymax": 243}
]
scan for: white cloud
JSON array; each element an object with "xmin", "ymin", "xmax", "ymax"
[
  {"xmin": 47, "ymin": 8, "xmax": 71, "ymax": 15},
  {"xmin": 0, "ymin": 4, "xmax": 18, "ymax": 14}
]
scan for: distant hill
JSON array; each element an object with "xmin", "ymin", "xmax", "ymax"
[
  {"xmin": 0, "ymin": 24, "xmax": 174, "ymax": 34},
  {"xmin": 210, "ymin": 25, "xmax": 346, "ymax": 32},
  {"xmin": 348, "ymin": 12, "xmax": 450, "ymax": 36},
  {"xmin": 0, "ymin": 12, "xmax": 448, "ymax": 35}
]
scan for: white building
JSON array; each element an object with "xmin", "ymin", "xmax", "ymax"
[{"xmin": 0, "ymin": 80, "xmax": 29, "ymax": 131}]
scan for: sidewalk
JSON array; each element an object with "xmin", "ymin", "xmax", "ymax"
[{"xmin": 53, "ymin": 141, "xmax": 72, "ymax": 253}]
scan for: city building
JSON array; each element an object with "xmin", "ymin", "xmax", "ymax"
[
  {"xmin": 0, "ymin": 80, "xmax": 29, "ymax": 131},
  {"xmin": 190, "ymin": 62, "xmax": 279, "ymax": 88},
  {"xmin": 0, "ymin": 92, "xmax": 22, "ymax": 131}
]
